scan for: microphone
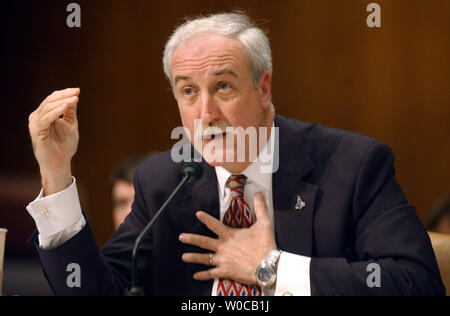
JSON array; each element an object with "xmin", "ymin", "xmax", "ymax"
[{"xmin": 125, "ymin": 161, "xmax": 203, "ymax": 296}]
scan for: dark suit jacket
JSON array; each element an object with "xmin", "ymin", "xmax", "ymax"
[{"xmin": 30, "ymin": 115, "xmax": 445, "ymax": 296}]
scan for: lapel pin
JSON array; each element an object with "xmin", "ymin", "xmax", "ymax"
[{"xmin": 295, "ymin": 195, "xmax": 306, "ymax": 211}]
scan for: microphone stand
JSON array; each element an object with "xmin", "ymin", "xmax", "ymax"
[{"xmin": 125, "ymin": 174, "xmax": 190, "ymax": 296}]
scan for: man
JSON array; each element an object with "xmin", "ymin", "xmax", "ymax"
[
  {"xmin": 111, "ymin": 154, "xmax": 157, "ymax": 230},
  {"xmin": 427, "ymin": 196, "xmax": 450, "ymax": 235},
  {"xmin": 26, "ymin": 13, "xmax": 445, "ymax": 295}
]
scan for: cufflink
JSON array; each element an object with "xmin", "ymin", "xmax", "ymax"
[{"xmin": 283, "ymin": 292, "xmax": 293, "ymax": 296}]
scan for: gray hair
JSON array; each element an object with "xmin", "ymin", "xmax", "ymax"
[{"xmin": 163, "ymin": 12, "xmax": 273, "ymax": 89}]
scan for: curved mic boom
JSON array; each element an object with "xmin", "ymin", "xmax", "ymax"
[{"xmin": 126, "ymin": 161, "xmax": 203, "ymax": 296}]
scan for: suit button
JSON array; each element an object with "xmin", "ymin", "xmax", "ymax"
[{"xmin": 283, "ymin": 292, "xmax": 293, "ymax": 296}]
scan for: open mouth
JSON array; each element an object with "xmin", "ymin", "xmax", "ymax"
[{"xmin": 204, "ymin": 132, "xmax": 227, "ymax": 141}]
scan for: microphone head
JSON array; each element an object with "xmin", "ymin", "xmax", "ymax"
[{"xmin": 180, "ymin": 161, "xmax": 204, "ymax": 184}]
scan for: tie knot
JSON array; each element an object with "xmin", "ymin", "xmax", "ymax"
[{"xmin": 226, "ymin": 174, "xmax": 247, "ymax": 199}]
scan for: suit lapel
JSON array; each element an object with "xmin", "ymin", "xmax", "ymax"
[
  {"xmin": 172, "ymin": 160, "xmax": 219, "ymax": 295},
  {"xmin": 273, "ymin": 172, "xmax": 317, "ymax": 257},
  {"xmin": 272, "ymin": 115, "xmax": 318, "ymax": 257},
  {"xmin": 172, "ymin": 160, "xmax": 220, "ymax": 233}
]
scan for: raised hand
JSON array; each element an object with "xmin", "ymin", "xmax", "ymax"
[{"xmin": 28, "ymin": 88, "xmax": 81, "ymax": 195}]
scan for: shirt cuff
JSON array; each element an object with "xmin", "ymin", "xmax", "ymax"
[
  {"xmin": 274, "ymin": 252, "xmax": 311, "ymax": 296},
  {"xmin": 37, "ymin": 215, "xmax": 86, "ymax": 250},
  {"xmin": 26, "ymin": 177, "xmax": 84, "ymax": 239}
]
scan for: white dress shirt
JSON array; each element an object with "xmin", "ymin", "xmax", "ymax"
[
  {"xmin": 26, "ymin": 124, "xmax": 311, "ymax": 296},
  {"xmin": 26, "ymin": 177, "xmax": 85, "ymax": 250}
]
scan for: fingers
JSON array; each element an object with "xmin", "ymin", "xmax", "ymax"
[
  {"xmin": 179, "ymin": 233, "xmax": 218, "ymax": 252},
  {"xmin": 30, "ymin": 88, "xmax": 80, "ymax": 122},
  {"xmin": 196, "ymin": 211, "xmax": 228, "ymax": 237},
  {"xmin": 41, "ymin": 102, "xmax": 74, "ymax": 126},
  {"xmin": 253, "ymin": 192, "xmax": 270, "ymax": 224},
  {"xmin": 181, "ymin": 253, "xmax": 223, "ymax": 280},
  {"xmin": 30, "ymin": 98, "xmax": 79, "ymax": 132},
  {"xmin": 193, "ymin": 267, "xmax": 222, "ymax": 281},
  {"xmin": 62, "ymin": 99, "xmax": 78, "ymax": 123},
  {"xmin": 29, "ymin": 88, "xmax": 81, "ymax": 132},
  {"xmin": 39, "ymin": 96, "xmax": 78, "ymax": 119},
  {"xmin": 41, "ymin": 88, "xmax": 80, "ymax": 107},
  {"xmin": 182, "ymin": 253, "xmax": 216, "ymax": 267}
]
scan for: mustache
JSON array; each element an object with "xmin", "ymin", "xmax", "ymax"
[{"xmin": 197, "ymin": 122, "xmax": 230, "ymax": 139}]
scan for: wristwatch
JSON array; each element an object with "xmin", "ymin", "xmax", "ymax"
[{"xmin": 255, "ymin": 249, "xmax": 282, "ymax": 288}]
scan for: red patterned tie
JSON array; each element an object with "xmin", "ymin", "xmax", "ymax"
[{"xmin": 216, "ymin": 175, "xmax": 262, "ymax": 296}]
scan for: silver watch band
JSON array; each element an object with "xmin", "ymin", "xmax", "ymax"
[{"xmin": 265, "ymin": 249, "xmax": 282, "ymax": 269}]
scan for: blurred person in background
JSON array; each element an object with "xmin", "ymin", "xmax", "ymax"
[
  {"xmin": 427, "ymin": 196, "xmax": 450, "ymax": 235},
  {"xmin": 111, "ymin": 153, "xmax": 158, "ymax": 230}
]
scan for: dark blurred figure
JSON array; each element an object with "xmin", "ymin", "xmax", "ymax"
[
  {"xmin": 111, "ymin": 153, "xmax": 158, "ymax": 230},
  {"xmin": 427, "ymin": 196, "xmax": 450, "ymax": 235}
]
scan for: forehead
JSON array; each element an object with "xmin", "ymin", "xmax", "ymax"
[{"xmin": 171, "ymin": 34, "xmax": 249, "ymax": 79}]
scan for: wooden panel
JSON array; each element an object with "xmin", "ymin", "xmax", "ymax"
[{"xmin": 1, "ymin": 0, "xmax": 449, "ymax": 246}]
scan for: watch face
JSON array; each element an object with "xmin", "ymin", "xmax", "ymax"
[{"xmin": 257, "ymin": 268, "xmax": 272, "ymax": 283}]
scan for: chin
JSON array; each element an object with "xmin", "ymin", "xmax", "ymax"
[
  {"xmin": 201, "ymin": 149, "xmax": 249, "ymax": 174},
  {"xmin": 201, "ymin": 149, "xmax": 227, "ymax": 165}
]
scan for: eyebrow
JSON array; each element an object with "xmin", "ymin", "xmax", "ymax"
[
  {"xmin": 174, "ymin": 69, "xmax": 238, "ymax": 86},
  {"xmin": 213, "ymin": 69, "xmax": 238, "ymax": 78}
]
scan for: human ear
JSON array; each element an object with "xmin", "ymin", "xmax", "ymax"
[{"xmin": 258, "ymin": 71, "xmax": 272, "ymax": 110}]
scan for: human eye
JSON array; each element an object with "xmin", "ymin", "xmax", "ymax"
[
  {"xmin": 218, "ymin": 82, "xmax": 231, "ymax": 91},
  {"xmin": 184, "ymin": 87, "xmax": 194, "ymax": 95},
  {"xmin": 181, "ymin": 86, "xmax": 196, "ymax": 97}
]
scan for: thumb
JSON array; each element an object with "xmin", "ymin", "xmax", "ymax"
[
  {"xmin": 63, "ymin": 102, "xmax": 78, "ymax": 124},
  {"xmin": 253, "ymin": 192, "xmax": 270, "ymax": 224},
  {"xmin": 63, "ymin": 88, "xmax": 80, "ymax": 123}
]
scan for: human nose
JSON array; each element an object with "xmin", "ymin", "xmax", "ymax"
[{"xmin": 199, "ymin": 91, "xmax": 220, "ymax": 124}]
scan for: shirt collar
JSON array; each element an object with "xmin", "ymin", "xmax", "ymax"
[{"xmin": 215, "ymin": 121, "xmax": 275, "ymax": 199}]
